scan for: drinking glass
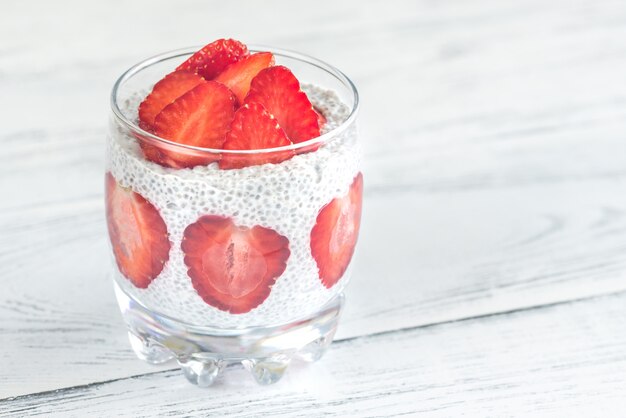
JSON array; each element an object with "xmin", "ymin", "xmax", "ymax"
[{"xmin": 106, "ymin": 46, "xmax": 362, "ymax": 386}]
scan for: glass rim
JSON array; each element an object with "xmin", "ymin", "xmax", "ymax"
[{"xmin": 110, "ymin": 45, "xmax": 360, "ymax": 155}]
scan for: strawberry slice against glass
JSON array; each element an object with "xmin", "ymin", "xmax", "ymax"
[
  {"xmin": 105, "ymin": 173, "xmax": 171, "ymax": 288},
  {"xmin": 310, "ymin": 173, "xmax": 363, "ymax": 288},
  {"xmin": 182, "ymin": 216, "xmax": 290, "ymax": 314}
]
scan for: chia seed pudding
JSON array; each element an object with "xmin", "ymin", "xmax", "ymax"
[{"xmin": 107, "ymin": 85, "xmax": 361, "ymax": 327}]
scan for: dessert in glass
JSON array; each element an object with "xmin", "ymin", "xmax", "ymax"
[{"xmin": 106, "ymin": 39, "xmax": 362, "ymax": 386}]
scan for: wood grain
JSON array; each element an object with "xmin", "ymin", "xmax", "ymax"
[
  {"xmin": 2, "ymin": 292, "xmax": 625, "ymax": 417},
  {"xmin": 1, "ymin": 0, "xmax": 626, "ymax": 404}
]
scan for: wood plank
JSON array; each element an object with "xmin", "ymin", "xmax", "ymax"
[
  {"xmin": 2, "ymin": 0, "xmax": 626, "ymax": 399},
  {"xmin": 2, "ymin": 292, "xmax": 625, "ymax": 416},
  {"xmin": 2, "ymin": 173, "xmax": 626, "ymax": 397}
]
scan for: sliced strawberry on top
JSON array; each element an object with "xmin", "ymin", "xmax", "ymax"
[
  {"xmin": 219, "ymin": 102, "xmax": 294, "ymax": 170},
  {"xmin": 145, "ymin": 81, "xmax": 236, "ymax": 168},
  {"xmin": 182, "ymin": 215, "xmax": 290, "ymax": 314},
  {"xmin": 214, "ymin": 52, "xmax": 274, "ymax": 104},
  {"xmin": 176, "ymin": 39, "xmax": 249, "ymax": 80},
  {"xmin": 294, "ymin": 107, "xmax": 327, "ymax": 155},
  {"xmin": 138, "ymin": 70, "xmax": 206, "ymax": 131},
  {"xmin": 310, "ymin": 173, "xmax": 363, "ymax": 288},
  {"xmin": 105, "ymin": 173, "xmax": 171, "ymax": 288},
  {"xmin": 154, "ymin": 81, "xmax": 236, "ymax": 147},
  {"xmin": 244, "ymin": 65, "xmax": 321, "ymax": 143}
]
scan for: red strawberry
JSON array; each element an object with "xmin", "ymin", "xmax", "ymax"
[
  {"xmin": 219, "ymin": 102, "xmax": 294, "ymax": 169},
  {"xmin": 176, "ymin": 39, "xmax": 249, "ymax": 80},
  {"xmin": 310, "ymin": 173, "xmax": 363, "ymax": 288},
  {"xmin": 214, "ymin": 52, "xmax": 275, "ymax": 104},
  {"xmin": 138, "ymin": 70, "xmax": 205, "ymax": 131},
  {"xmin": 146, "ymin": 81, "xmax": 236, "ymax": 168},
  {"xmin": 294, "ymin": 107, "xmax": 326, "ymax": 155},
  {"xmin": 105, "ymin": 173, "xmax": 171, "ymax": 288},
  {"xmin": 182, "ymin": 216, "xmax": 290, "ymax": 314},
  {"xmin": 244, "ymin": 66, "xmax": 321, "ymax": 143}
]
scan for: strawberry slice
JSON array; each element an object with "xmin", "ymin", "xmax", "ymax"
[
  {"xmin": 214, "ymin": 52, "xmax": 275, "ymax": 104},
  {"xmin": 219, "ymin": 102, "xmax": 294, "ymax": 169},
  {"xmin": 182, "ymin": 215, "xmax": 290, "ymax": 314},
  {"xmin": 154, "ymin": 81, "xmax": 236, "ymax": 147},
  {"xmin": 138, "ymin": 70, "xmax": 205, "ymax": 131},
  {"xmin": 310, "ymin": 173, "xmax": 363, "ymax": 288},
  {"xmin": 145, "ymin": 81, "xmax": 236, "ymax": 168},
  {"xmin": 105, "ymin": 173, "xmax": 171, "ymax": 288},
  {"xmin": 176, "ymin": 39, "xmax": 249, "ymax": 80},
  {"xmin": 244, "ymin": 66, "xmax": 321, "ymax": 143},
  {"xmin": 294, "ymin": 107, "xmax": 327, "ymax": 154}
]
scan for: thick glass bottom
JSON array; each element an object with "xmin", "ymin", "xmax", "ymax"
[{"xmin": 113, "ymin": 282, "xmax": 343, "ymax": 386}]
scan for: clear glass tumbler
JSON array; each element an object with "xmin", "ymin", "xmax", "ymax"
[{"xmin": 105, "ymin": 46, "xmax": 362, "ymax": 386}]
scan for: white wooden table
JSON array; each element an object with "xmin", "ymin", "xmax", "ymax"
[{"xmin": 2, "ymin": 0, "xmax": 626, "ymax": 416}]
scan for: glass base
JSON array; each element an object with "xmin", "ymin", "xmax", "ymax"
[{"xmin": 113, "ymin": 282, "xmax": 343, "ymax": 386}]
